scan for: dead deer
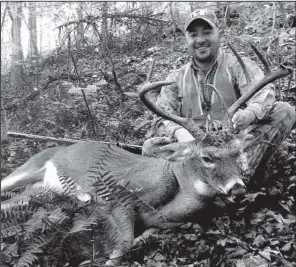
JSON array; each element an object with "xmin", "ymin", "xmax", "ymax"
[{"xmin": 0, "ymin": 43, "xmax": 292, "ymax": 265}]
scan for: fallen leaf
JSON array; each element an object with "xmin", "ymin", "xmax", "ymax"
[
  {"xmin": 253, "ymin": 235, "xmax": 266, "ymax": 248},
  {"xmin": 258, "ymin": 250, "xmax": 271, "ymax": 261},
  {"xmin": 154, "ymin": 252, "xmax": 165, "ymax": 261},
  {"xmin": 281, "ymin": 241, "xmax": 294, "ymax": 252},
  {"xmin": 217, "ymin": 238, "xmax": 227, "ymax": 247}
]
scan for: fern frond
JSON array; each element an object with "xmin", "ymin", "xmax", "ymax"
[
  {"xmin": 57, "ymin": 172, "xmax": 77, "ymax": 195},
  {"xmin": 1, "ymin": 223, "xmax": 23, "ymax": 239},
  {"xmin": 46, "ymin": 207, "xmax": 69, "ymax": 226},
  {"xmin": 24, "ymin": 207, "xmax": 51, "ymax": 240},
  {"xmin": 1, "ymin": 205, "xmax": 35, "ymax": 238},
  {"xmin": 14, "ymin": 246, "xmax": 42, "ymax": 267},
  {"xmin": 28, "ymin": 187, "xmax": 59, "ymax": 206},
  {"xmin": 69, "ymin": 203, "xmax": 106, "ymax": 233},
  {"xmin": 32, "ymin": 234, "xmax": 51, "ymax": 248},
  {"xmin": 101, "ymin": 203, "xmax": 134, "ymax": 253},
  {"xmin": 1, "ymin": 186, "xmax": 53, "ymax": 211},
  {"xmin": 122, "ymin": 185, "xmax": 160, "ymax": 215},
  {"xmin": 1, "ymin": 191, "xmax": 19, "ymax": 200},
  {"xmin": 90, "ymin": 171, "xmax": 118, "ymax": 200},
  {"xmin": 1, "ymin": 241, "xmax": 19, "ymax": 262},
  {"xmin": 89, "ymin": 168, "xmax": 136, "ymax": 221}
]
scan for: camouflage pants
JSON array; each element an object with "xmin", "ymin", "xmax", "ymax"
[{"xmin": 244, "ymin": 101, "xmax": 295, "ymax": 182}]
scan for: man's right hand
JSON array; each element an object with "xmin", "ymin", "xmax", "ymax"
[{"xmin": 174, "ymin": 128, "xmax": 195, "ymax": 142}]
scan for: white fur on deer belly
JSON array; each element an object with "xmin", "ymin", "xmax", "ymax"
[
  {"xmin": 43, "ymin": 161, "xmax": 64, "ymax": 192},
  {"xmin": 43, "ymin": 161, "xmax": 91, "ymax": 202}
]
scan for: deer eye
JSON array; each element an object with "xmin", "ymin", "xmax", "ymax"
[{"xmin": 202, "ymin": 156, "xmax": 213, "ymax": 164}]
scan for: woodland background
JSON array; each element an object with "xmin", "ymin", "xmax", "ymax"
[{"xmin": 1, "ymin": 2, "xmax": 296, "ymax": 267}]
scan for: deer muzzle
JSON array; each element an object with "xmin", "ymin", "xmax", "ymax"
[{"xmin": 221, "ymin": 178, "xmax": 247, "ymax": 201}]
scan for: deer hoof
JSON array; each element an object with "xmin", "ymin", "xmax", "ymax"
[
  {"xmin": 105, "ymin": 259, "xmax": 120, "ymax": 266},
  {"xmin": 105, "ymin": 250, "xmax": 124, "ymax": 266},
  {"xmin": 133, "ymin": 227, "xmax": 159, "ymax": 245}
]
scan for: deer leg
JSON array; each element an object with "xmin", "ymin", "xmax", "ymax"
[
  {"xmin": 141, "ymin": 192, "xmax": 203, "ymax": 229},
  {"xmin": 243, "ymin": 101, "xmax": 296, "ymax": 182},
  {"xmin": 105, "ymin": 204, "xmax": 135, "ymax": 266},
  {"xmin": 1, "ymin": 167, "xmax": 46, "ymax": 192}
]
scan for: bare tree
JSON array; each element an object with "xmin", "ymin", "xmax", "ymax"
[
  {"xmin": 101, "ymin": 2, "xmax": 109, "ymax": 45},
  {"xmin": 169, "ymin": 2, "xmax": 176, "ymax": 52},
  {"xmin": 76, "ymin": 2, "xmax": 84, "ymax": 47},
  {"xmin": 28, "ymin": 2, "xmax": 38, "ymax": 59},
  {"xmin": 8, "ymin": 2, "xmax": 23, "ymax": 91},
  {"xmin": 1, "ymin": 2, "xmax": 8, "ymax": 35}
]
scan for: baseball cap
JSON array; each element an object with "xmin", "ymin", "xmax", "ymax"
[{"xmin": 185, "ymin": 9, "xmax": 219, "ymax": 31}]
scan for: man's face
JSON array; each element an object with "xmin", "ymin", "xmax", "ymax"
[{"xmin": 185, "ymin": 20, "xmax": 220, "ymax": 62}]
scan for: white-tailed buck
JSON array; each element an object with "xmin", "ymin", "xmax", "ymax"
[{"xmin": 0, "ymin": 43, "xmax": 292, "ymax": 265}]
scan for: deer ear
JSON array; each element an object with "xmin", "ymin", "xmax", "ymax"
[{"xmin": 153, "ymin": 142, "xmax": 194, "ymax": 162}]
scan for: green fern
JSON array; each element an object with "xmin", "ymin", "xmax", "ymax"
[
  {"xmin": 57, "ymin": 172, "xmax": 77, "ymax": 195},
  {"xmin": 45, "ymin": 207, "xmax": 69, "ymax": 227},
  {"xmin": 104, "ymin": 203, "xmax": 135, "ymax": 253},
  {"xmin": 1, "ymin": 191, "xmax": 19, "ymax": 200},
  {"xmin": 1, "ymin": 204, "xmax": 35, "ymax": 238},
  {"xmin": 88, "ymin": 167, "xmax": 136, "ymax": 218},
  {"xmin": 70, "ymin": 203, "xmax": 106, "ymax": 233},
  {"xmin": 14, "ymin": 247, "xmax": 42, "ymax": 267},
  {"xmin": 116, "ymin": 183, "xmax": 162, "ymax": 219}
]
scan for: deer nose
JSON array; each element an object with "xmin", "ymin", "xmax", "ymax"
[{"xmin": 229, "ymin": 183, "xmax": 246, "ymax": 198}]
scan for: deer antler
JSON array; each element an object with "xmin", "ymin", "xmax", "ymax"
[
  {"xmin": 205, "ymin": 84, "xmax": 234, "ymax": 130},
  {"xmin": 138, "ymin": 59, "xmax": 206, "ymax": 139},
  {"xmin": 139, "ymin": 59, "xmax": 206, "ymax": 139},
  {"xmin": 228, "ymin": 42, "xmax": 293, "ymax": 118},
  {"xmin": 139, "ymin": 81, "xmax": 206, "ymax": 139}
]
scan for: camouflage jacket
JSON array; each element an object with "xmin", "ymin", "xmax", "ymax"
[{"xmin": 154, "ymin": 49, "xmax": 275, "ymax": 138}]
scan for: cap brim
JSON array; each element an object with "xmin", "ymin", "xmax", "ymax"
[{"xmin": 185, "ymin": 17, "xmax": 216, "ymax": 31}]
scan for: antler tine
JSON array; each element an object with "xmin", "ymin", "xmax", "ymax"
[
  {"xmin": 228, "ymin": 66, "xmax": 292, "ymax": 118},
  {"xmin": 249, "ymin": 42, "xmax": 271, "ymax": 75},
  {"xmin": 139, "ymin": 81, "xmax": 192, "ymax": 125},
  {"xmin": 206, "ymin": 84, "xmax": 234, "ymax": 130},
  {"xmin": 139, "ymin": 58, "xmax": 187, "ymax": 125},
  {"xmin": 228, "ymin": 42, "xmax": 252, "ymax": 84},
  {"xmin": 146, "ymin": 58, "xmax": 156, "ymax": 82},
  {"xmin": 139, "ymin": 81, "xmax": 206, "ymax": 139}
]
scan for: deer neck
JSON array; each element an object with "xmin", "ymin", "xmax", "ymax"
[{"xmin": 170, "ymin": 158, "xmax": 201, "ymax": 189}]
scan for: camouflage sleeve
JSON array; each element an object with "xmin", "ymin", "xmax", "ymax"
[
  {"xmin": 233, "ymin": 57, "xmax": 276, "ymax": 120},
  {"xmin": 153, "ymin": 72, "xmax": 184, "ymax": 138}
]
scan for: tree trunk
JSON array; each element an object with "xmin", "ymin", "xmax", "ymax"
[
  {"xmin": 8, "ymin": 2, "xmax": 23, "ymax": 91},
  {"xmin": 169, "ymin": 2, "xmax": 176, "ymax": 52},
  {"xmin": 1, "ymin": 2, "xmax": 8, "ymax": 35},
  {"xmin": 28, "ymin": 2, "xmax": 38, "ymax": 59},
  {"xmin": 101, "ymin": 2, "xmax": 109, "ymax": 47},
  {"xmin": 189, "ymin": 2, "xmax": 194, "ymax": 12},
  {"xmin": 76, "ymin": 2, "xmax": 84, "ymax": 47},
  {"xmin": 28, "ymin": 1, "xmax": 39, "ymax": 86}
]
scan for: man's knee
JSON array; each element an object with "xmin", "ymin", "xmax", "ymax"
[{"xmin": 268, "ymin": 101, "xmax": 296, "ymax": 128}]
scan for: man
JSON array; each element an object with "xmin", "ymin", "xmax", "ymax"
[{"xmin": 149, "ymin": 9, "xmax": 295, "ymax": 180}]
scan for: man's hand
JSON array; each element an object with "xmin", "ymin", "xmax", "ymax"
[
  {"xmin": 232, "ymin": 109, "xmax": 256, "ymax": 130},
  {"xmin": 142, "ymin": 137, "xmax": 172, "ymax": 157},
  {"xmin": 174, "ymin": 128, "xmax": 195, "ymax": 142}
]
